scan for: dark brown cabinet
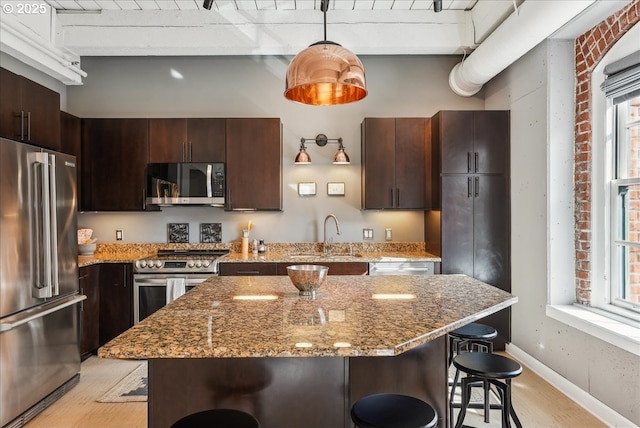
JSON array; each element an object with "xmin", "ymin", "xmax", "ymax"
[
  {"xmin": 225, "ymin": 118, "xmax": 282, "ymax": 210},
  {"xmin": 79, "ymin": 265, "xmax": 100, "ymax": 358},
  {"xmin": 149, "ymin": 118, "xmax": 226, "ymax": 163},
  {"xmin": 426, "ymin": 110, "xmax": 511, "ymax": 349},
  {"xmin": 81, "ymin": 118, "xmax": 150, "ymax": 211},
  {"xmin": 61, "ymin": 111, "xmax": 81, "ymax": 204},
  {"xmin": 219, "ymin": 262, "xmax": 278, "ymax": 276},
  {"xmin": 220, "ymin": 261, "xmax": 369, "ymax": 276},
  {"xmin": 0, "ymin": 67, "xmax": 61, "ymax": 150},
  {"xmin": 436, "ymin": 110, "xmax": 508, "ymax": 175},
  {"xmin": 277, "ymin": 262, "xmax": 368, "ymax": 276},
  {"xmin": 362, "ymin": 117, "xmax": 428, "ymax": 209},
  {"xmin": 98, "ymin": 263, "xmax": 133, "ymax": 346}
]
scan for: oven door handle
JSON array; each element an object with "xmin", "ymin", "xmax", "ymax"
[{"xmin": 134, "ymin": 278, "xmax": 208, "ymax": 285}]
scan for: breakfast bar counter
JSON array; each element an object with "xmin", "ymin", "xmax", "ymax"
[{"xmin": 99, "ymin": 274, "xmax": 517, "ymax": 428}]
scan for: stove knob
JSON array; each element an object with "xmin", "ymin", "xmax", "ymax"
[
  {"xmin": 202, "ymin": 260, "xmax": 211, "ymax": 268},
  {"xmin": 151, "ymin": 260, "xmax": 160, "ymax": 268},
  {"xmin": 187, "ymin": 260, "xmax": 195, "ymax": 268},
  {"xmin": 139, "ymin": 260, "xmax": 147, "ymax": 268},
  {"xmin": 195, "ymin": 260, "xmax": 202, "ymax": 268}
]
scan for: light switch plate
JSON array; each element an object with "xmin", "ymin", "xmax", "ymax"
[
  {"xmin": 385, "ymin": 228, "xmax": 392, "ymax": 241},
  {"xmin": 327, "ymin": 182, "xmax": 345, "ymax": 196},
  {"xmin": 363, "ymin": 228, "xmax": 374, "ymax": 240},
  {"xmin": 298, "ymin": 182, "xmax": 316, "ymax": 196}
]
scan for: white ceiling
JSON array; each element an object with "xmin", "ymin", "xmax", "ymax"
[{"xmin": 45, "ymin": 0, "xmax": 522, "ymax": 56}]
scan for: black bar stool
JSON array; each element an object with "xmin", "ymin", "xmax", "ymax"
[
  {"xmin": 452, "ymin": 352, "xmax": 523, "ymax": 428},
  {"xmin": 351, "ymin": 393, "xmax": 437, "ymax": 428},
  {"xmin": 448, "ymin": 322, "xmax": 497, "ymax": 426},
  {"xmin": 171, "ymin": 408, "xmax": 260, "ymax": 428}
]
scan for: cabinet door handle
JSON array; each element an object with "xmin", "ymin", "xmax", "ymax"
[
  {"xmin": 467, "ymin": 152, "xmax": 471, "ymax": 173},
  {"xmin": 27, "ymin": 111, "xmax": 31, "ymax": 141},
  {"xmin": 467, "ymin": 177, "xmax": 472, "ymax": 198},
  {"xmin": 396, "ymin": 188, "xmax": 400, "ymax": 207},
  {"xmin": 182, "ymin": 142, "xmax": 186, "ymax": 162},
  {"xmin": 474, "ymin": 176, "xmax": 479, "ymax": 197},
  {"xmin": 142, "ymin": 188, "xmax": 146, "ymax": 210},
  {"xmin": 188, "ymin": 142, "xmax": 193, "ymax": 161},
  {"xmin": 227, "ymin": 187, "xmax": 232, "ymax": 210},
  {"xmin": 18, "ymin": 111, "xmax": 24, "ymax": 140},
  {"xmin": 474, "ymin": 152, "xmax": 479, "ymax": 173},
  {"xmin": 390, "ymin": 188, "xmax": 394, "ymax": 206}
]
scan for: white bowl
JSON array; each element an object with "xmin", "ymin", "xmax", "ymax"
[{"xmin": 78, "ymin": 243, "xmax": 96, "ymax": 255}]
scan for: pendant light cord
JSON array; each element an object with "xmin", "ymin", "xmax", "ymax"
[{"xmin": 321, "ymin": 0, "xmax": 330, "ymax": 41}]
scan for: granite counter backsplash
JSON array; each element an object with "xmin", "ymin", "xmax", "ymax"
[{"xmin": 79, "ymin": 242, "xmax": 441, "ymax": 267}]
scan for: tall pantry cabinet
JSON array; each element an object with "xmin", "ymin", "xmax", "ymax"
[{"xmin": 425, "ymin": 110, "xmax": 511, "ymax": 349}]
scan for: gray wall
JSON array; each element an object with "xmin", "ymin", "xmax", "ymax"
[
  {"xmin": 68, "ymin": 55, "xmax": 483, "ymax": 244},
  {"xmin": 484, "ymin": 40, "xmax": 640, "ymax": 424}
]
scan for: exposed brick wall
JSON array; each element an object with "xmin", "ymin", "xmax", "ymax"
[{"xmin": 574, "ymin": 1, "xmax": 639, "ymax": 305}]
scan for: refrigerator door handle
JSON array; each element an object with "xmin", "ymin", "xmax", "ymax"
[
  {"xmin": 32, "ymin": 152, "xmax": 53, "ymax": 298},
  {"xmin": 0, "ymin": 295, "xmax": 86, "ymax": 333},
  {"xmin": 48, "ymin": 153, "xmax": 60, "ymax": 296}
]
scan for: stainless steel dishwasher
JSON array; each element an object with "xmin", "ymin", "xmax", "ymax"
[{"xmin": 368, "ymin": 261, "xmax": 435, "ymax": 276}]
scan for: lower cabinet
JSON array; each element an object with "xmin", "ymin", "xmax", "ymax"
[
  {"xmin": 220, "ymin": 262, "xmax": 369, "ymax": 276},
  {"xmin": 219, "ymin": 262, "xmax": 278, "ymax": 276},
  {"xmin": 79, "ymin": 265, "xmax": 100, "ymax": 358},
  {"xmin": 277, "ymin": 262, "xmax": 368, "ymax": 276},
  {"xmin": 99, "ymin": 263, "xmax": 133, "ymax": 346}
]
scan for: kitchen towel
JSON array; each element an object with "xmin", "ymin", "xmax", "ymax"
[{"xmin": 166, "ymin": 278, "xmax": 186, "ymax": 303}]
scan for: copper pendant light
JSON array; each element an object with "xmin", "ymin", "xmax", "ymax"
[{"xmin": 284, "ymin": 0, "xmax": 367, "ymax": 106}]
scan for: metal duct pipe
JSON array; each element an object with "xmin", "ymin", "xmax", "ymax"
[{"xmin": 449, "ymin": 0, "xmax": 596, "ymax": 97}]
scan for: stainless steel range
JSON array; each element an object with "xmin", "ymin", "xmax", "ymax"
[{"xmin": 133, "ymin": 249, "xmax": 229, "ymax": 323}]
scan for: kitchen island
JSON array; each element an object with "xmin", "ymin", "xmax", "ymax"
[{"xmin": 99, "ymin": 274, "xmax": 517, "ymax": 428}]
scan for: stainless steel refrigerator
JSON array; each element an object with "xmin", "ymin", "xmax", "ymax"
[{"xmin": 0, "ymin": 137, "xmax": 85, "ymax": 427}]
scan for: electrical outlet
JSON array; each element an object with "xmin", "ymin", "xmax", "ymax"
[
  {"xmin": 385, "ymin": 228, "xmax": 392, "ymax": 241},
  {"xmin": 363, "ymin": 228, "xmax": 374, "ymax": 240},
  {"xmin": 116, "ymin": 230, "xmax": 123, "ymax": 241}
]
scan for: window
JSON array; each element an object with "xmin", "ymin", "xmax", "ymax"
[{"xmin": 604, "ymin": 51, "xmax": 640, "ymax": 319}]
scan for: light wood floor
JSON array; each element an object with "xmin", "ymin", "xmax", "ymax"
[{"xmin": 23, "ymin": 353, "xmax": 606, "ymax": 428}]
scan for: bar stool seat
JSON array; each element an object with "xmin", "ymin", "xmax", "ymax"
[
  {"xmin": 351, "ymin": 393, "xmax": 437, "ymax": 428},
  {"xmin": 452, "ymin": 353, "xmax": 523, "ymax": 428},
  {"xmin": 171, "ymin": 408, "xmax": 260, "ymax": 428},
  {"xmin": 448, "ymin": 322, "xmax": 497, "ymax": 427}
]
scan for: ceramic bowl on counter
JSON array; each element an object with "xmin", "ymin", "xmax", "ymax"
[
  {"xmin": 286, "ymin": 265, "xmax": 329, "ymax": 298},
  {"xmin": 78, "ymin": 243, "xmax": 97, "ymax": 256}
]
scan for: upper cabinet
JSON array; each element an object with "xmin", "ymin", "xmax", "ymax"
[
  {"xmin": 225, "ymin": 118, "xmax": 282, "ymax": 211},
  {"xmin": 61, "ymin": 111, "xmax": 82, "ymax": 206},
  {"xmin": 361, "ymin": 117, "xmax": 428, "ymax": 209},
  {"xmin": 81, "ymin": 118, "xmax": 150, "ymax": 211},
  {"xmin": 149, "ymin": 118, "xmax": 225, "ymax": 163},
  {"xmin": 0, "ymin": 67, "xmax": 61, "ymax": 151},
  {"xmin": 433, "ymin": 111, "xmax": 508, "ymax": 175}
]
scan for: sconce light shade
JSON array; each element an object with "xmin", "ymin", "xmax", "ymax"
[
  {"xmin": 285, "ymin": 41, "xmax": 367, "ymax": 106},
  {"xmin": 294, "ymin": 145, "xmax": 312, "ymax": 164},
  {"xmin": 333, "ymin": 146, "xmax": 350, "ymax": 164}
]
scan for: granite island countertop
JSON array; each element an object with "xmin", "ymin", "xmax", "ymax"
[{"xmin": 99, "ymin": 274, "xmax": 516, "ymax": 359}]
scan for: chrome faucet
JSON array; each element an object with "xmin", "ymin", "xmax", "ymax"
[{"xmin": 323, "ymin": 214, "xmax": 342, "ymax": 254}]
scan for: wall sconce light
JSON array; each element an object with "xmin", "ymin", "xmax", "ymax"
[{"xmin": 295, "ymin": 134, "xmax": 350, "ymax": 165}]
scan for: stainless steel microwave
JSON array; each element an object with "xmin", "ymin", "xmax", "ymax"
[{"xmin": 146, "ymin": 163, "xmax": 225, "ymax": 207}]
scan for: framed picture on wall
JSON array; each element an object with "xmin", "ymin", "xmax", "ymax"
[{"xmin": 167, "ymin": 223, "xmax": 189, "ymax": 243}]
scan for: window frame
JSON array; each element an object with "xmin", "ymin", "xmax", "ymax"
[{"xmin": 603, "ymin": 72, "xmax": 640, "ymax": 321}]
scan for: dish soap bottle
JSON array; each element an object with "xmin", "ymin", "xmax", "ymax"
[
  {"xmin": 252, "ymin": 239, "xmax": 258, "ymax": 256},
  {"xmin": 258, "ymin": 239, "xmax": 266, "ymax": 254}
]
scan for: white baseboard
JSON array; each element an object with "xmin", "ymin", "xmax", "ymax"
[{"xmin": 505, "ymin": 344, "xmax": 638, "ymax": 428}]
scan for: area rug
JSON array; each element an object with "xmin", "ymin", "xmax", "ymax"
[{"xmin": 96, "ymin": 362, "xmax": 148, "ymax": 403}]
